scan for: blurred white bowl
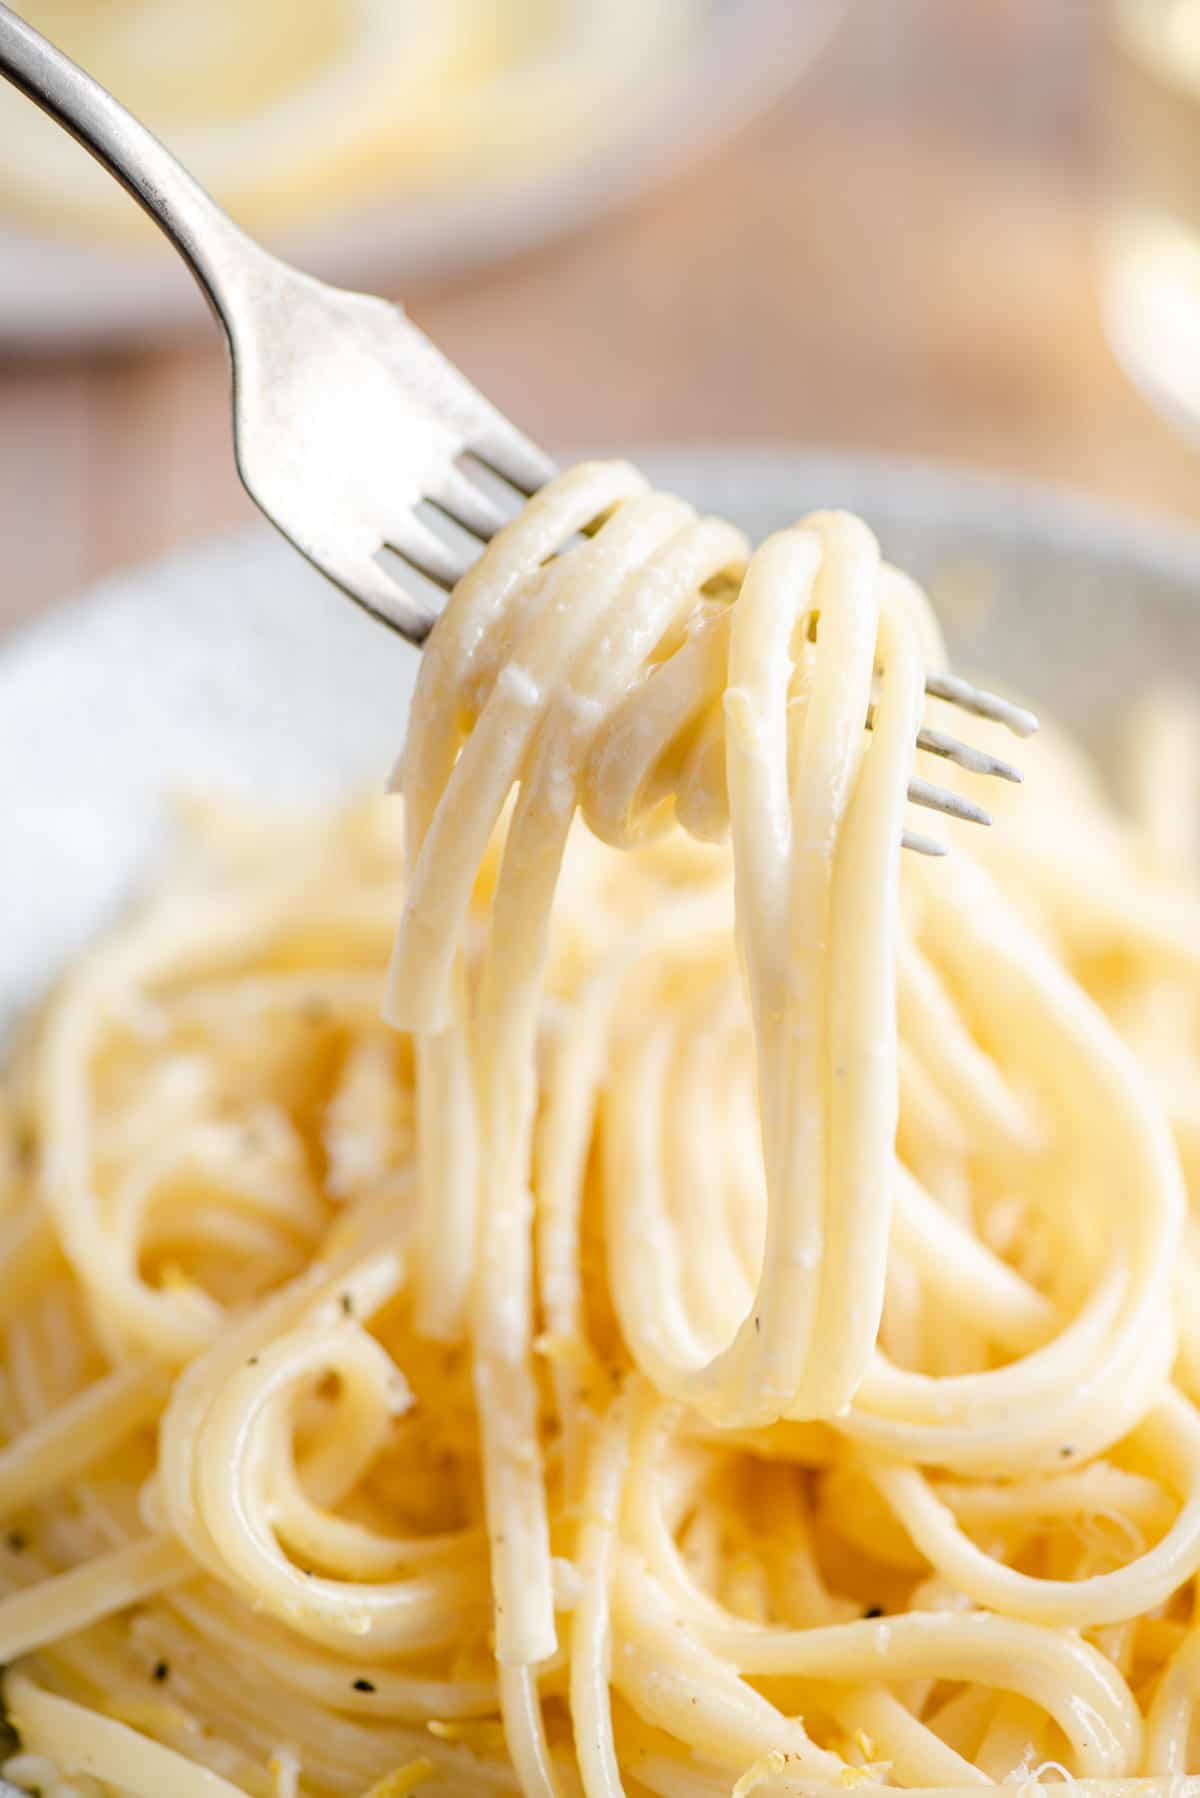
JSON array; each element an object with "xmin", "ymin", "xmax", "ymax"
[{"xmin": 0, "ymin": 0, "xmax": 845, "ymax": 347}]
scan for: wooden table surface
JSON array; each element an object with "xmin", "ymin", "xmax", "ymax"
[{"xmin": 2, "ymin": 0, "xmax": 1197, "ymax": 639}]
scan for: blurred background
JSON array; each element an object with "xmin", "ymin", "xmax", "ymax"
[{"xmin": 1, "ymin": 0, "xmax": 1199, "ymax": 637}]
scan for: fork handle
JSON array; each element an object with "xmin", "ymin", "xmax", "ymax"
[{"xmin": 0, "ymin": 3, "xmax": 256, "ymax": 335}]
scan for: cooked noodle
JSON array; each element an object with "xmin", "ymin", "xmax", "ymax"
[{"xmin": 2, "ymin": 463, "xmax": 1200, "ymax": 1795}]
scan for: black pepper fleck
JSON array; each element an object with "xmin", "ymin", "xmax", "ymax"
[
  {"xmin": 352, "ymin": 1678, "xmax": 376, "ymax": 1694},
  {"xmin": 1060, "ymin": 1445, "xmax": 1074, "ymax": 1459},
  {"xmin": 864, "ymin": 1605, "xmax": 884, "ymax": 1619},
  {"xmin": 152, "ymin": 1660, "xmax": 169, "ymax": 1683},
  {"xmin": 340, "ymin": 1293, "xmax": 353, "ymax": 1316}
]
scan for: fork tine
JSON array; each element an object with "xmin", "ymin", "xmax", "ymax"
[
  {"xmin": 319, "ymin": 549, "xmax": 443, "ymax": 641},
  {"xmin": 387, "ymin": 516, "xmax": 475, "ymax": 591},
  {"xmin": 907, "ymin": 776, "xmax": 992, "ymax": 827},
  {"xmin": 866, "ymin": 706, "xmax": 1023, "ymax": 785},
  {"xmin": 924, "ymin": 672, "xmax": 1039, "ymax": 739},
  {"xmin": 426, "ymin": 465, "xmax": 511, "ymax": 542},
  {"xmin": 903, "ymin": 829, "xmax": 948, "ymax": 857},
  {"xmin": 469, "ymin": 419, "xmax": 558, "ymax": 497},
  {"xmin": 915, "ymin": 723, "xmax": 1023, "ymax": 783}
]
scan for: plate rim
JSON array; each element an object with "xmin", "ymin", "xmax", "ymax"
[
  {"xmin": 5, "ymin": 442, "xmax": 1200, "ymax": 667},
  {"xmin": 3, "ymin": 440, "xmax": 1199, "ymax": 1031},
  {"xmin": 0, "ymin": 0, "xmax": 846, "ymax": 347}
]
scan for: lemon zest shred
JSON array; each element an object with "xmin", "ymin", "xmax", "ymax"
[
  {"xmin": 732, "ymin": 1748, "xmax": 786, "ymax": 1796},
  {"xmin": 426, "ymin": 1716, "xmax": 508, "ymax": 1751},
  {"xmin": 359, "ymin": 1758, "xmax": 436, "ymax": 1798}
]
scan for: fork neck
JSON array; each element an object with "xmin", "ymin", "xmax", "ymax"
[{"xmin": 0, "ymin": 2, "xmax": 265, "ymax": 339}]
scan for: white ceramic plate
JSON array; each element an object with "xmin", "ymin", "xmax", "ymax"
[
  {"xmin": 0, "ymin": 0, "xmax": 843, "ymax": 347},
  {"xmin": 3, "ymin": 445, "xmax": 1200, "ymax": 1036}
]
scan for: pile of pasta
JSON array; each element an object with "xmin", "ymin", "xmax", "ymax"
[{"xmin": 2, "ymin": 463, "xmax": 1200, "ymax": 1796}]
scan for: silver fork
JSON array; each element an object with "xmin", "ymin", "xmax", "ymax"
[{"xmin": 0, "ymin": 3, "xmax": 1035, "ymax": 852}]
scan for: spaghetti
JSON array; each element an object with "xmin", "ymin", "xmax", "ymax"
[{"xmin": 2, "ymin": 462, "xmax": 1200, "ymax": 1794}]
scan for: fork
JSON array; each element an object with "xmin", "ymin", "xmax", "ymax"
[{"xmin": 0, "ymin": 3, "xmax": 1035, "ymax": 851}]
